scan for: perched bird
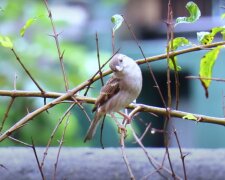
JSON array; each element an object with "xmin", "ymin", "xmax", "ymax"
[{"xmin": 84, "ymin": 53, "xmax": 142, "ymax": 142}]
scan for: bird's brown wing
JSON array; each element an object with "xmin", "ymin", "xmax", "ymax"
[{"xmin": 92, "ymin": 77, "xmax": 120, "ymax": 112}]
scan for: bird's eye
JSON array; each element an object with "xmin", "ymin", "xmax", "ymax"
[{"xmin": 119, "ymin": 59, "xmax": 123, "ymax": 63}]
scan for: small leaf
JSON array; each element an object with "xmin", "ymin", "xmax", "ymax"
[
  {"xmin": 0, "ymin": 35, "xmax": 13, "ymax": 49},
  {"xmin": 182, "ymin": 114, "xmax": 197, "ymax": 120},
  {"xmin": 168, "ymin": 57, "xmax": 181, "ymax": 71},
  {"xmin": 111, "ymin": 14, "xmax": 124, "ymax": 33},
  {"xmin": 169, "ymin": 37, "xmax": 190, "ymax": 50},
  {"xmin": 167, "ymin": 37, "xmax": 190, "ymax": 71},
  {"xmin": 175, "ymin": 1, "xmax": 201, "ymax": 26},
  {"xmin": 199, "ymin": 46, "xmax": 223, "ymax": 98},
  {"xmin": 197, "ymin": 27, "xmax": 225, "ymax": 45},
  {"xmin": 20, "ymin": 17, "xmax": 37, "ymax": 37},
  {"xmin": 197, "ymin": 32, "xmax": 213, "ymax": 45},
  {"xmin": 211, "ymin": 26, "xmax": 225, "ymax": 36}
]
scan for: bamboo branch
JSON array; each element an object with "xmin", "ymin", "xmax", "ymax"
[
  {"xmin": 137, "ymin": 41, "xmax": 225, "ymax": 64},
  {"xmin": 0, "ymin": 90, "xmax": 225, "ymax": 125}
]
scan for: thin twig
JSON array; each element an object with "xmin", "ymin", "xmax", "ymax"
[
  {"xmin": 128, "ymin": 106, "xmax": 142, "ymax": 120},
  {"xmin": 130, "ymin": 125, "xmax": 167, "ymax": 179},
  {"xmin": 83, "ymin": 49, "xmax": 120, "ymax": 96},
  {"xmin": 166, "ymin": 2, "xmax": 172, "ymax": 108},
  {"xmin": 14, "ymin": 73, "xmax": 17, "ymax": 90},
  {"xmin": 0, "ymin": 97, "xmax": 15, "ymax": 132},
  {"xmin": 53, "ymin": 113, "xmax": 70, "ymax": 180},
  {"xmin": 120, "ymin": 128, "xmax": 135, "ymax": 180},
  {"xmin": 173, "ymin": 129, "xmax": 187, "ymax": 180},
  {"xmin": 71, "ymin": 95, "xmax": 92, "ymax": 122},
  {"xmin": 186, "ymin": 76, "xmax": 225, "ymax": 82},
  {"xmin": 131, "ymin": 125, "xmax": 182, "ymax": 179},
  {"xmin": 31, "ymin": 138, "xmax": 45, "ymax": 180},
  {"xmin": 43, "ymin": 0, "xmax": 69, "ymax": 91},
  {"xmin": 166, "ymin": 6, "xmax": 180, "ymax": 110},
  {"xmin": 96, "ymin": 32, "xmax": 104, "ymax": 86},
  {"xmin": 164, "ymin": 2, "xmax": 176, "ymax": 178},
  {"xmin": 41, "ymin": 103, "xmax": 75, "ymax": 169},
  {"xmin": 122, "ymin": 15, "xmax": 166, "ymax": 108},
  {"xmin": 112, "ymin": 29, "xmax": 115, "ymax": 54},
  {"xmin": 100, "ymin": 115, "xmax": 106, "ymax": 149},
  {"xmin": 11, "ymin": 48, "xmax": 45, "ymax": 93},
  {"xmin": 139, "ymin": 123, "xmax": 151, "ymax": 141},
  {"xmin": 0, "ymin": 133, "xmax": 32, "ymax": 147}
]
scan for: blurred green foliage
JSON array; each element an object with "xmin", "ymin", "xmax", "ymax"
[
  {"xmin": 0, "ymin": 0, "xmax": 97, "ymax": 147},
  {"xmin": 0, "ymin": 0, "xmax": 140, "ymax": 148}
]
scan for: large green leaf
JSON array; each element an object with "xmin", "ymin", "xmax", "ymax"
[
  {"xmin": 0, "ymin": 35, "xmax": 13, "ymax": 49},
  {"xmin": 175, "ymin": 1, "xmax": 201, "ymax": 26},
  {"xmin": 111, "ymin": 14, "xmax": 124, "ymax": 33},
  {"xmin": 167, "ymin": 37, "xmax": 190, "ymax": 71},
  {"xmin": 199, "ymin": 46, "xmax": 223, "ymax": 97}
]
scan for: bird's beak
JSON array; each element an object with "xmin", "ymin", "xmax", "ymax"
[{"xmin": 115, "ymin": 65, "xmax": 123, "ymax": 72}]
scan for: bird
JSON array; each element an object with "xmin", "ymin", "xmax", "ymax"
[{"xmin": 84, "ymin": 53, "xmax": 142, "ymax": 142}]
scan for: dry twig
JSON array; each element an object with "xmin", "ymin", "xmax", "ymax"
[
  {"xmin": 53, "ymin": 114, "xmax": 70, "ymax": 180},
  {"xmin": 31, "ymin": 138, "xmax": 45, "ymax": 180},
  {"xmin": 43, "ymin": 0, "xmax": 69, "ymax": 91},
  {"xmin": 0, "ymin": 97, "xmax": 15, "ymax": 132},
  {"xmin": 41, "ymin": 103, "xmax": 75, "ymax": 169},
  {"xmin": 120, "ymin": 128, "xmax": 135, "ymax": 180}
]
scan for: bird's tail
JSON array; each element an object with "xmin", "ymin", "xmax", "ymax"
[{"xmin": 84, "ymin": 112, "xmax": 102, "ymax": 142}]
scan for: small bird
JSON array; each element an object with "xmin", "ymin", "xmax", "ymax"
[{"xmin": 84, "ymin": 53, "xmax": 142, "ymax": 142}]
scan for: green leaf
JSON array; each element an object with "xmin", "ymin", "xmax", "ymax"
[
  {"xmin": 168, "ymin": 57, "xmax": 181, "ymax": 71},
  {"xmin": 197, "ymin": 27, "xmax": 225, "ymax": 45},
  {"xmin": 167, "ymin": 37, "xmax": 190, "ymax": 71},
  {"xmin": 222, "ymin": 31, "xmax": 225, "ymax": 40},
  {"xmin": 182, "ymin": 114, "xmax": 197, "ymax": 120},
  {"xmin": 197, "ymin": 32, "xmax": 213, "ymax": 45},
  {"xmin": 199, "ymin": 46, "xmax": 223, "ymax": 97},
  {"xmin": 211, "ymin": 26, "xmax": 225, "ymax": 36},
  {"xmin": 175, "ymin": 1, "xmax": 201, "ymax": 26},
  {"xmin": 20, "ymin": 17, "xmax": 37, "ymax": 37},
  {"xmin": 111, "ymin": 14, "xmax": 124, "ymax": 33},
  {"xmin": 0, "ymin": 35, "xmax": 13, "ymax": 49},
  {"xmin": 169, "ymin": 37, "xmax": 190, "ymax": 50}
]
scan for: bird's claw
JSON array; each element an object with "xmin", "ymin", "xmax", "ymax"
[
  {"xmin": 122, "ymin": 116, "xmax": 131, "ymax": 125},
  {"xmin": 118, "ymin": 125, "xmax": 127, "ymax": 138}
]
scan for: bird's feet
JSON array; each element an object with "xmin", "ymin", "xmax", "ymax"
[
  {"xmin": 118, "ymin": 124, "xmax": 127, "ymax": 138},
  {"xmin": 116, "ymin": 111, "xmax": 131, "ymax": 125}
]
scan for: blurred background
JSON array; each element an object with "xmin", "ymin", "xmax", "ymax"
[{"xmin": 0, "ymin": 0, "xmax": 225, "ymax": 148}]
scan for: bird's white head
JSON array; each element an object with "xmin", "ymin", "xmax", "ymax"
[{"xmin": 109, "ymin": 53, "xmax": 137, "ymax": 75}]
